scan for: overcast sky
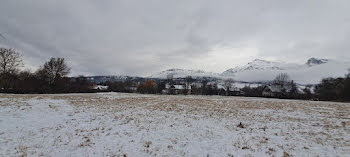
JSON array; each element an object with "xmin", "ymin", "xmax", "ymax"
[{"xmin": 1, "ymin": 0, "xmax": 350, "ymax": 76}]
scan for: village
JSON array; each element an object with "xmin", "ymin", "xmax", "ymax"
[{"xmin": 90, "ymin": 73, "xmax": 314, "ymax": 100}]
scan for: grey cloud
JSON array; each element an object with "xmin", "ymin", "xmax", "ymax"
[{"xmin": 0, "ymin": 0, "xmax": 350, "ymax": 76}]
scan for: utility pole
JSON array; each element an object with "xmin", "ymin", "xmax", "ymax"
[
  {"xmin": 0, "ymin": 33, "xmax": 5, "ymax": 40},
  {"xmin": 0, "ymin": 33, "xmax": 5, "ymax": 44}
]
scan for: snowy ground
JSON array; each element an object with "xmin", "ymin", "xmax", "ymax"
[{"xmin": 0, "ymin": 93, "xmax": 349, "ymax": 157}]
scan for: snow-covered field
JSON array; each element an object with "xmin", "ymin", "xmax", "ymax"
[{"xmin": 0, "ymin": 93, "xmax": 349, "ymax": 157}]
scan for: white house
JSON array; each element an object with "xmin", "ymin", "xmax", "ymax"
[
  {"xmin": 93, "ymin": 85, "xmax": 109, "ymax": 91},
  {"xmin": 163, "ymin": 83, "xmax": 192, "ymax": 94}
]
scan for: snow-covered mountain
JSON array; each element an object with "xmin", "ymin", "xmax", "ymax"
[
  {"xmin": 150, "ymin": 58, "xmax": 349, "ymax": 85},
  {"xmin": 222, "ymin": 59, "xmax": 300, "ymax": 74},
  {"xmin": 149, "ymin": 68, "xmax": 220, "ymax": 79},
  {"xmin": 306, "ymin": 58, "xmax": 328, "ymax": 66},
  {"xmin": 222, "ymin": 58, "xmax": 349, "ymax": 84}
]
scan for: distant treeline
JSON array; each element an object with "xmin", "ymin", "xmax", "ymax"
[{"xmin": 0, "ymin": 47, "xmax": 349, "ymax": 102}]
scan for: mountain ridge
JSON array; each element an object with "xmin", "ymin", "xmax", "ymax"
[{"xmin": 149, "ymin": 58, "xmax": 349, "ymax": 84}]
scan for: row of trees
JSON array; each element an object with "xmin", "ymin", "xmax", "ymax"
[
  {"xmin": 314, "ymin": 72, "xmax": 350, "ymax": 101},
  {"xmin": 105, "ymin": 78, "xmax": 230, "ymax": 96},
  {"xmin": 105, "ymin": 71, "xmax": 350, "ymax": 102},
  {"xmin": 127, "ymin": 73, "xmax": 323, "ymax": 101},
  {"xmin": 140, "ymin": 78, "xmax": 236, "ymax": 96},
  {"xmin": 0, "ymin": 48, "xmax": 93, "ymax": 93}
]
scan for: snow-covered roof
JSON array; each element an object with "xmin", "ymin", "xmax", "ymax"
[
  {"xmin": 165, "ymin": 84, "xmax": 191, "ymax": 90},
  {"xmin": 93, "ymin": 85, "xmax": 109, "ymax": 90}
]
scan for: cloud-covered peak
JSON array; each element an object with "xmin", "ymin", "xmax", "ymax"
[{"xmin": 306, "ymin": 58, "xmax": 328, "ymax": 66}]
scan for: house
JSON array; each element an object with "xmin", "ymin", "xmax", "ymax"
[
  {"xmin": 262, "ymin": 82, "xmax": 293, "ymax": 97},
  {"xmin": 127, "ymin": 87, "xmax": 137, "ymax": 92},
  {"xmin": 217, "ymin": 83, "xmax": 245, "ymax": 96},
  {"xmin": 262, "ymin": 86, "xmax": 275, "ymax": 97},
  {"xmin": 93, "ymin": 85, "xmax": 109, "ymax": 91},
  {"xmin": 163, "ymin": 83, "xmax": 192, "ymax": 95},
  {"xmin": 261, "ymin": 80, "xmax": 312, "ymax": 97}
]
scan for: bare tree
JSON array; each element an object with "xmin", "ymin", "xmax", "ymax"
[
  {"xmin": 39, "ymin": 57, "xmax": 71, "ymax": 84},
  {"xmin": 272, "ymin": 73, "xmax": 292, "ymax": 94},
  {"xmin": 0, "ymin": 48, "xmax": 23, "ymax": 74},
  {"xmin": 273, "ymin": 73, "xmax": 290, "ymax": 84},
  {"xmin": 166, "ymin": 73, "xmax": 174, "ymax": 86},
  {"xmin": 185, "ymin": 76, "xmax": 193, "ymax": 94},
  {"xmin": 166, "ymin": 73, "xmax": 174, "ymax": 80},
  {"xmin": 224, "ymin": 78, "xmax": 235, "ymax": 96}
]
